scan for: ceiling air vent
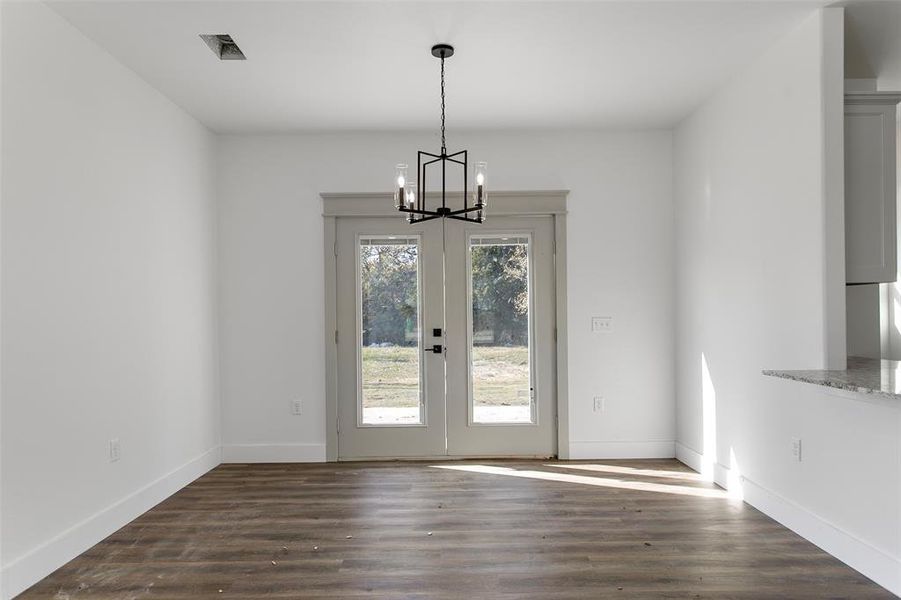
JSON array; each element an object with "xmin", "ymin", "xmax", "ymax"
[{"xmin": 200, "ymin": 34, "xmax": 246, "ymax": 60}]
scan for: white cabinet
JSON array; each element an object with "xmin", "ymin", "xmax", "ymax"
[{"xmin": 845, "ymin": 92, "xmax": 901, "ymax": 284}]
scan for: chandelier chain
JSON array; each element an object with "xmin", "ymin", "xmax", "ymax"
[{"xmin": 440, "ymin": 55, "xmax": 446, "ymax": 154}]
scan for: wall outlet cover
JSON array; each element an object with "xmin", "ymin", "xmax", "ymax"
[
  {"xmin": 791, "ymin": 438, "xmax": 802, "ymax": 462},
  {"xmin": 292, "ymin": 399, "xmax": 303, "ymax": 415}
]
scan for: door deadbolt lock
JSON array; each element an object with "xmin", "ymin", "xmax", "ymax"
[{"xmin": 424, "ymin": 344, "xmax": 443, "ymax": 354}]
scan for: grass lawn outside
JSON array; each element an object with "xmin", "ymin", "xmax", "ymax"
[{"xmin": 361, "ymin": 345, "xmax": 530, "ymax": 408}]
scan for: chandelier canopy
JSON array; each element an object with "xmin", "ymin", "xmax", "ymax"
[{"xmin": 395, "ymin": 44, "xmax": 487, "ymax": 223}]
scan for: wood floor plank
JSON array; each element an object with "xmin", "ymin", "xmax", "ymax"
[{"xmin": 18, "ymin": 460, "xmax": 895, "ymax": 599}]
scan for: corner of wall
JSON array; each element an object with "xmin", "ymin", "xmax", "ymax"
[
  {"xmin": 821, "ymin": 6, "xmax": 848, "ymax": 370},
  {"xmin": 676, "ymin": 442, "xmax": 901, "ymax": 597},
  {"xmin": 672, "ymin": 7, "xmax": 899, "ymax": 596},
  {"xmin": 1, "ymin": 449, "xmax": 220, "ymax": 600},
  {"xmin": 1, "ymin": 3, "xmax": 223, "ymax": 595}
]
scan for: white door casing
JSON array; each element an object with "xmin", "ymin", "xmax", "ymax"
[{"xmin": 323, "ymin": 191, "xmax": 568, "ymax": 460}]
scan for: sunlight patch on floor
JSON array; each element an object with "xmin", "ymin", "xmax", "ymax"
[
  {"xmin": 544, "ymin": 462, "xmax": 704, "ymax": 482},
  {"xmin": 432, "ymin": 464, "xmax": 729, "ymax": 499}
]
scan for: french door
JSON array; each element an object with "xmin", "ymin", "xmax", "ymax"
[{"xmin": 335, "ymin": 215, "xmax": 556, "ymax": 459}]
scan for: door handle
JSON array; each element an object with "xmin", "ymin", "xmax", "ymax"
[{"xmin": 424, "ymin": 344, "xmax": 443, "ymax": 354}]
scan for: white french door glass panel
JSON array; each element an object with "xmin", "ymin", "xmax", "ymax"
[
  {"xmin": 469, "ymin": 235, "xmax": 534, "ymax": 424},
  {"xmin": 445, "ymin": 216, "xmax": 556, "ymax": 457},
  {"xmin": 336, "ymin": 218, "xmax": 446, "ymax": 459},
  {"xmin": 359, "ymin": 236, "xmax": 423, "ymax": 426}
]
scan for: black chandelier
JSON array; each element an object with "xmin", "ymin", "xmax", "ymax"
[{"xmin": 395, "ymin": 44, "xmax": 487, "ymax": 224}]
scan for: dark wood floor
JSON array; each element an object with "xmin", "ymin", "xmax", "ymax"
[{"xmin": 21, "ymin": 459, "xmax": 893, "ymax": 599}]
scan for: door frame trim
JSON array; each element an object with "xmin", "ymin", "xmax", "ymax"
[{"xmin": 322, "ymin": 190, "xmax": 569, "ymax": 461}]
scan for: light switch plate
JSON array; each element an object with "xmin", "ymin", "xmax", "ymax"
[
  {"xmin": 591, "ymin": 316, "xmax": 613, "ymax": 333},
  {"xmin": 109, "ymin": 438, "xmax": 121, "ymax": 463},
  {"xmin": 292, "ymin": 399, "xmax": 303, "ymax": 415},
  {"xmin": 593, "ymin": 396, "xmax": 605, "ymax": 412}
]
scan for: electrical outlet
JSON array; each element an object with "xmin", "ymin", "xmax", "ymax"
[
  {"xmin": 791, "ymin": 438, "xmax": 802, "ymax": 462},
  {"xmin": 591, "ymin": 316, "xmax": 613, "ymax": 333},
  {"xmin": 292, "ymin": 399, "xmax": 303, "ymax": 415},
  {"xmin": 109, "ymin": 438, "xmax": 121, "ymax": 463},
  {"xmin": 593, "ymin": 396, "xmax": 605, "ymax": 412}
]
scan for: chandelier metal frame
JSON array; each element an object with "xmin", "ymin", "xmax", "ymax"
[{"xmin": 396, "ymin": 44, "xmax": 486, "ymax": 224}]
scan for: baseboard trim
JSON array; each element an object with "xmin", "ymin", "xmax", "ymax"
[
  {"xmin": 1, "ymin": 446, "xmax": 220, "ymax": 600},
  {"xmin": 740, "ymin": 475, "xmax": 901, "ymax": 596},
  {"xmin": 568, "ymin": 440, "xmax": 675, "ymax": 459},
  {"xmin": 221, "ymin": 443, "xmax": 326, "ymax": 463},
  {"xmin": 674, "ymin": 442, "xmax": 704, "ymax": 473},
  {"xmin": 12, "ymin": 440, "xmax": 896, "ymax": 597},
  {"xmin": 674, "ymin": 442, "xmax": 901, "ymax": 596}
]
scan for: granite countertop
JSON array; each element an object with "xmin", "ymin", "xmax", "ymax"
[{"xmin": 762, "ymin": 356, "xmax": 901, "ymax": 399}]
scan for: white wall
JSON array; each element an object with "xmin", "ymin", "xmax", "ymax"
[
  {"xmin": 217, "ymin": 130, "xmax": 674, "ymax": 461},
  {"xmin": 675, "ymin": 8, "xmax": 901, "ymax": 595},
  {"xmin": 845, "ymin": 1, "xmax": 901, "ymax": 90},
  {"xmin": 0, "ymin": 3, "xmax": 5, "ymax": 594},
  {"xmin": 846, "ymin": 285, "xmax": 881, "ymax": 358},
  {"xmin": 844, "ymin": 1, "xmax": 901, "ymax": 366},
  {"xmin": 1, "ymin": 4, "xmax": 220, "ymax": 597},
  {"xmin": 881, "ymin": 117, "xmax": 901, "ymax": 361}
]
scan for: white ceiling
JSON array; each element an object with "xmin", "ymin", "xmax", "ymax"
[{"xmin": 49, "ymin": 1, "xmax": 825, "ymax": 133}]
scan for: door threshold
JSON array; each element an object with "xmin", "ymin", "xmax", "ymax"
[{"xmin": 337, "ymin": 454, "xmax": 557, "ymax": 462}]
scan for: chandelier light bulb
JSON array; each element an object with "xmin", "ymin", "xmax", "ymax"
[
  {"xmin": 474, "ymin": 161, "xmax": 488, "ymax": 209},
  {"xmin": 395, "ymin": 164, "xmax": 409, "ymax": 210}
]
